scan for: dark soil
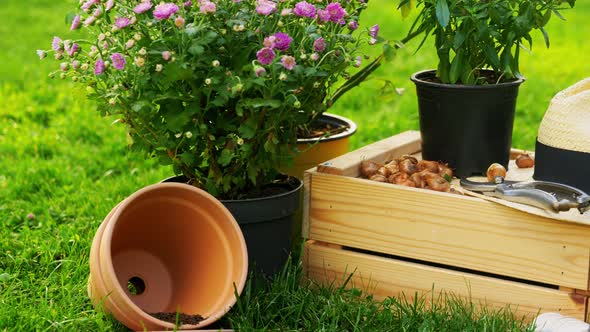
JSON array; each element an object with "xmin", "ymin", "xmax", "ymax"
[
  {"xmin": 423, "ymin": 69, "xmax": 517, "ymax": 85},
  {"xmin": 240, "ymin": 174, "xmax": 300, "ymax": 199},
  {"xmin": 297, "ymin": 120, "xmax": 349, "ymax": 139},
  {"xmin": 149, "ymin": 312, "xmax": 205, "ymax": 325}
]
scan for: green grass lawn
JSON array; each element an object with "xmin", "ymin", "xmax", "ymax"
[{"xmin": 1, "ymin": 0, "xmax": 587, "ymax": 330}]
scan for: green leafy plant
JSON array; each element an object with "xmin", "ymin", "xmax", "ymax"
[
  {"xmin": 398, "ymin": 0, "xmax": 576, "ymax": 84},
  {"xmin": 38, "ymin": 0, "xmax": 395, "ymax": 199}
]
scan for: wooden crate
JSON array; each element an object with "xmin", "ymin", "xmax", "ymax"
[{"xmin": 302, "ymin": 130, "xmax": 590, "ymax": 321}]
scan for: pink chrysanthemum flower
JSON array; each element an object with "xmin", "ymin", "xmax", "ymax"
[
  {"xmin": 81, "ymin": 0, "xmax": 99, "ymax": 11},
  {"xmin": 200, "ymin": 1, "xmax": 216, "ymax": 14},
  {"xmin": 111, "ymin": 53, "xmax": 126, "ymax": 70},
  {"xmin": 184, "ymin": 1, "xmax": 193, "ymax": 7},
  {"xmin": 348, "ymin": 20, "xmax": 358, "ymax": 30},
  {"xmin": 255, "ymin": 66, "xmax": 266, "ymax": 77},
  {"xmin": 310, "ymin": 53, "xmax": 320, "ymax": 61},
  {"xmin": 272, "ymin": 32, "xmax": 292, "ymax": 51},
  {"xmin": 263, "ymin": 36, "xmax": 276, "ymax": 48},
  {"xmin": 281, "ymin": 55, "xmax": 296, "ymax": 70},
  {"xmin": 313, "ymin": 37, "xmax": 326, "ymax": 52},
  {"xmin": 134, "ymin": 1, "xmax": 152, "ymax": 14},
  {"xmin": 175, "ymin": 16, "xmax": 185, "ymax": 28},
  {"xmin": 354, "ymin": 56, "xmax": 362, "ymax": 67},
  {"xmin": 115, "ymin": 17, "xmax": 131, "ymax": 28},
  {"xmin": 153, "ymin": 3, "xmax": 179, "ymax": 20},
  {"xmin": 52, "ymin": 36, "xmax": 62, "ymax": 51},
  {"xmin": 369, "ymin": 24, "xmax": 379, "ymax": 39},
  {"xmin": 325, "ymin": 3, "xmax": 346, "ymax": 23},
  {"xmin": 94, "ymin": 58, "xmax": 105, "ymax": 75},
  {"xmin": 84, "ymin": 16, "xmax": 96, "ymax": 26},
  {"xmin": 256, "ymin": 0, "xmax": 276, "ymax": 15},
  {"xmin": 293, "ymin": 1, "xmax": 316, "ymax": 18},
  {"xmin": 162, "ymin": 51, "xmax": 172, "ymax": 61},
  {"xmin": 105, "ymin": 0, "xmax": 114, "ymax": 11},
  {"xmin": 317, "ymin": 9, "xmax": 330, "ymax": 22},
  {"xmin": 93, "ymin": 7, "xmax": 102, "ymax": 17},
  {"xmin": 67, "ymin": 43, "xmax": 80, "ymax": 56},
  {"xmin": 281, "ymin": 8, "xmax": 292, "ymax": 16},
  {"xmin": 71, "ymin": 15, "xmax": 81, "ymax": 30},
  {"xmin": 256, "ymin": 47, "xmax": 275, "ymax": 65},
  {"xmin": 72, "ymin": 60, "xmax": 80, "ymax": 69}
]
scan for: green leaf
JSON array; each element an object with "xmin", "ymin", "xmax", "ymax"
[
  {"xmin": 188, "ymin": 43, "xmax": 204, "ymax": 55},
  {"xmin": 483, "ymin": 44, "xmax": 500, "ymax": 68},
  {"xmin": 131, "ymin": 100, "xmax": 152, "ymax": 112},
  {"xmin": 436, "ymin": 0, "xmax": 450, "ymax": 28},
  {"xmin": 238, "ymin": 117, "xmax": 257, "ymax": 139},
  {"xmin": 218, "ymin": 148, "xmax": 234, "ymax": 166},
  {"xmin": 179, "ymin": 152, "xmax": 195, "ymax": 165},
  {"xmin": 540, "ymin": 27, "xmax": 550, "ymax": 48},
  {"xmin": 449, "ymin": 52, "xmax": 463, "ymax": 84},
  {"xmin": 551, "ymin": 9, "xmax": 565, "ymax": 21},
  {"xmin": 383, "ymin": 43, "xmax": 397, "ymax": 62},
  {"xmin": 399, "ymin": 0, "xmax": 415, "ymax": 18},
  {"xmin": 453, "ymin": 30, "xmax": 466, "ymax": 49}
]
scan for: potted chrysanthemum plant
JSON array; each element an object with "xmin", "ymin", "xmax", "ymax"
[{"xmin": 38, "ymin": 0, "xmax": 402, "ymax": 275}]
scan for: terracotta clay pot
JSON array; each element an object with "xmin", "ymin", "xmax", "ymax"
[
  {"xmin": 282, "ymin": 113, "xmax": 357, "ymax": 179},
  {"xmin": 88, "ymin": 183, "xmax": 248, "ymax": 331}
]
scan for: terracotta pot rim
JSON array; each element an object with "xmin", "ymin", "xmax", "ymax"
[
  {"xmin": 410, "ymin": 69, "xmax": 525, "ymax": 89},
  {"xmin": 296, "ymin": 113, "xmax": 357, "ymax": 144},
  {"xmin": 99, "ymin": 182, "xmax": 248, "ymax": 329}
]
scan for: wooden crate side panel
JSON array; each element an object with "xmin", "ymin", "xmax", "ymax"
[
  {"xmin": 316, "ymin": 130, "xmax": 421, "ymax": 177},
  {"xmin": 305, "ymin": 242, "xmax": 587, "ymax": 321},
  {"xmin": 308, "ymin": 172, "xmax": 590, "ymax": 289},
  {"xmin": 302, "ymin": 169, "xmax": 314, "ymax": 239}
]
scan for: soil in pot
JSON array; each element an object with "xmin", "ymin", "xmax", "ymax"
[{"xmin": 149, "ymin": 312, "xmax": 205, "ymax": 325}]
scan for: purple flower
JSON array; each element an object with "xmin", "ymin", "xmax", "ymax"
[
  {"xmin": 255, "ymin": 66, "xmax": 266, "ymax": 77},
  {"xmin": 105, "ymin": 0, "xmax": 115, "ymax": 11},
  {"xmin": 200, "ymin": 1, "xmax": 216, "ymax": 14},
  {"xmin": 52, "ymin": 36, "xmax": 62, "ymax": 51},
  {"xmin": 325, "ymin": 3, "xmax": 346, "ymax": 23},
  {"xmin": 317, "ymin": 9, "xmax": 330, "ymax": 22},
  {"xmin": 153, "ymin": 3, "xmax": 179, "ymax": 20},
  {"xmin": 60, "ymin": 62, "xmax": 69, "ymax": 71},
  {"xmin": 369, "ymin": 24, "xmax": 379, "ymax": 39},
  {"xmin": 81, "ymin": 0, "xmax": 98, "ymax": 11},
  {"xmin": 115, "ymin": 17, "xmax": 131, "ymax": 28},
  {"xmin": 256, "ymin": 0, "xmax": 276, "ymax": 15},
  {"xmin": 94, "ymin": 58, "xmax": 105, "ymax": 75},
  {"xmin": 111, "ymin": 53, "xmax": 126, "ymax": 70},
  {"xmin": 263, "ymin": 36, "xmax": 276, "ymax": 48},
  {"xmin": 348, "ymin": 20, "xmax": 358, "ymax": 31},
  {"xmin": 293, "ymin": 1, "xmax": 316, "ymax": 18},
  {"xmin": 354, "ymin": 56, "xmax": 362, "ymax": 67},
  {"xmin": 310, "ymin": 52, "xmax": 320, "ymax": 61},
  {"xmin": 71, "ymin": 15, "xmax": 81, "ymax": 30},
  {"xmin": 133, "ymin": 1, "xmax": 152, "ymax": 14},
  {"xmin": 256, "ymin": 47, "xmax": 275, "ymax": 65},
  {"xmin": 313, "ymin": 37, "xmax": 326, "ymax": 52},
  {"xmin": 184, "ymin": 1, "xmax": 193, "ymax": 7},
  {"xmin": 67, "ymin": 43, "xmax": 80, "ymax": 56},
  {"xmin": 84, "ymin": 16, "xmax": 96, "ymax": 26},
  {"xmin": 272, "ymin": 32, "xmax": 292, "ymax": 51},
  {"xmin": 281, "ymin": 55, "xmax": 296, "ymax": 70},
  {"xmin": 281, "ymin": 8, "xmax": 292, "ymax": 16},
  {"xmin": 72, "ymin": 60, "xmax": 80, "ymax": 69},
  {"xmin": 36, "ymin": 50, "xmax": 47, "ymax": 59},
  {"xmin": 93, "ymin": 7, "xmax": 102, "ymax": 17}
]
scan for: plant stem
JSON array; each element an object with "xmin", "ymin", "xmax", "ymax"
[{"xmin": 328, "ymin": 29, "xmax": 424, "ymax": 107}]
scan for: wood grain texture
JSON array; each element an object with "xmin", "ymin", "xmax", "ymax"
[
  {"xmin": 305, "ymin": 241, "xmax": 587, "ymax": 321},
  {"xmin": 302, "ymin": 168, "xmax": 314, "ymax": 239},
  {"xmin": 308, "ymin": 172, "xmax": 590, "ymax": 289},
  {"xmin": 316, "ymin": 130, "xmax": 421, "ymax": 177}
]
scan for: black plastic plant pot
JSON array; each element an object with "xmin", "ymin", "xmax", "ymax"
[
  {"xmin": 411, "ymin": 69, "xmax": 524, "ymax": 177},
  {"xmin": 162, "ymin": 175, "xmax": 303, "ymax": 277}
]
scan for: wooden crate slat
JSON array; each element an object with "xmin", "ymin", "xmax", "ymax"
[
  {"xmin": 308, "ymin": 172, "xmax": 590, "ymax": 289},
  {"xmin": 305, "ymin": 241, "xmax": 587, "ymax": 321},
  {"xmin": 316, "ymin": 130, "xmax": 421, "ymax": 177}
]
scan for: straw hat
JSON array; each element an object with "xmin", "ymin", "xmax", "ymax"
[{"xmin": 534, "ymin": 78, "xmax": 590, "ymax": 193}]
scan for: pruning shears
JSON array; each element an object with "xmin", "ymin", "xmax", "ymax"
[{"xmin": 460, "ymin": 177, "xmax": 590, "ymax": 214}]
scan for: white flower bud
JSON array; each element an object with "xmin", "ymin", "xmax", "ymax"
[
  {"xmin": 205, "ymin": 78, "xmax": 212, "ymax": 85},
  {"xmin": 279, "ymin": 72, "xmax": 287, "ymax": 81},
  {"xmin": 108, "ymin": 98, "xmax": 116, "ymax": 106},
  {"xmin": 98, "ymin": 33, "xmax": 106, "ymax": 41},
  {"xmin": 134, "ymin": 57, "xmax": 145, "ymax": 67},
  {"xmin": 155, "ymin": 64, "xmax": 163, "ymax": 72},
  {"xmin": 212, "ymin": 60, "xmax": 220, "ymax": 67},
  {"xmin": 175, "ymin": 132, "xmax": 182, "ymax": 138},
  {"xmin": 133, "ymin": 33, "xmax": 142, "ymax": 41},
  {"xmin": 184, "ymin": 131, "xmax": 193, "ymax": 139},
  {"xmin": 138, "ymin": 48, "xmax": 147, "ymax": 56},
  {"xmin": 81, "ymin": 63, "xmax": 89, "ymax": 70}
]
